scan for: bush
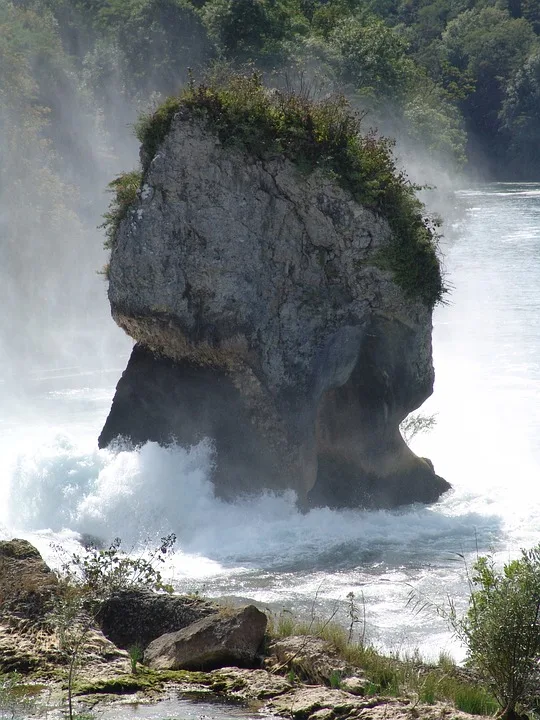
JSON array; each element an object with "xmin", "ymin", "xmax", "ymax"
[
  {"xmin": 133, "ymin": 72, "xmax": 445, "ymax": 307},
  {"xmin": 453, "ymin": 548, "xmax": 540, "ymax": 720},
  {"xmin": 101, "ymin": 170, "xmax": 142, "ymax": 250},
  {"xmin": 65, "ymin": 535, "xmax": 176, "ymax": 599}
]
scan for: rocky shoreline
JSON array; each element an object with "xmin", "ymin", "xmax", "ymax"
[{"xmin": 0, "ymin": 538, "xmax": 488, "ymax": 720}]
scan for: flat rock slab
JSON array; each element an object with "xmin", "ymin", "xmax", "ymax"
[
  {"xmin": 268, "ymin": 687, "xmax": 388, "ymax": 718},
  {"xmin": 268, "ymin": 688, "xmax": 476, "ymax": 720},
  {"xmin": 144, "ymin": 605, "xmax": 267, "ymax": 670},
  {"xmin": 209, "ymin": 667, "xmax": 293, "ymax": 699}
]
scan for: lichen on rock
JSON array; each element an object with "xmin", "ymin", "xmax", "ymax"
[{"xmin": 100, "ymin": 74, "xmax": 450, "ymax": 509}]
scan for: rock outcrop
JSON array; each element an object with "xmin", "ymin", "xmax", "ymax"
[
  {"xmin": 144, "ymin": 604, "xmax": 267, "ymax": 670},
  {"xmin": 267, "ymin": 636, "xmax": 355, "ymax": 686},
  {"xmin": 100, "ymin": 110, "xmax": 450, "ymax": 508},
  {"xmin": 96, "ymin": 589, "xmax": 219, "ymax": 650},
  {"xmin": 0, "ymin": 538, "xmax": 58, "ymax": 620}
]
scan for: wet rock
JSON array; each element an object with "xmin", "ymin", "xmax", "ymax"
[
  {"xmin": 208, "ymin": 667, "xmax": 292, "ymax": 699},
  {"xmin": 96, "ymin": 590, "xmax": 219, "ymax": 650},
  {"xmin": 144, "ymin": 605, "xmax": 267, "ymax": 670}
]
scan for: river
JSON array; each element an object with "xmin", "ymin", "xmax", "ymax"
[{"xmin": 2, "ymin": 183, "xmax": 539, "ymax": 663}]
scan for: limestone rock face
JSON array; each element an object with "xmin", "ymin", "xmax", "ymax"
[
  {"xmin": 101, "ymin": 115, "xmax": 450, "ymax": 508},
  {"xmin": 144, "ymin": 604, "xmax": 267, "ymax": 670}
]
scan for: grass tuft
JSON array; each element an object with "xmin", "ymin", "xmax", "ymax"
[
  {"xmin": 268, "ymin": 610, "xmax": 497, "ymax": 714},
  {"xmin": 101, "ymin": 170, "xmax": 142, "ymax": 251}
]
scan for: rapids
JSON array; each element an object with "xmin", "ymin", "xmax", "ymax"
[{"xmin": 2, "ymin": 184, "xmax": 540, "ymax": 662}]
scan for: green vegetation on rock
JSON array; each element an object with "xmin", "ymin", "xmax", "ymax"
[
  {"xmin": 101, "ymin": 171, "xmax": 143, "ymax": 251},
  {"xmin": 135, "ymin": 72, "xmax": 445, "ymax": 306},
  {"xmin": 268, "ymin": 609, "xmax": 497, "ymax": 714}
]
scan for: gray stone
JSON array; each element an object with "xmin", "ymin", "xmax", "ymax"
[
  {"xmin": 0, "ymin": 539, "xmax": 58, "ymax": 620},
  {"xmin": 268, "ymin": 636, "xmax": 349, "ymax": 686},
  {"xmin": 96, "ymin": 590, "xmax": 218, "ymax": 650},
  {"xmin": 144, "ymin": 604, "xmax": 267, "ymax": 670},
  {"xmin": 341, "ymin": 675, "xmax": 368, "ymax": 696},
  {"xmin": 101, "ymin": 114, "xmax": 450, "ymax": 509}
]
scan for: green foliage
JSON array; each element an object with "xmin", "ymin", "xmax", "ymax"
[
  {"xmin": 128, "ymin": 645, "xmax": 144, "ymax": 674},
  {"xmin": 417, "ymin": 671, "xmax": 498, "ymax": 715},
  {"xmin": 135, "ymin": 97, "xmax": 183, "ymax": 172},
  {"xmin": 329, "ymin": 670, "xmax": 342, "ymax": 689},
  {"xmin": 500, "ymin": 49, "xmax": 540, "ymax": 178},
  {"xmin": 137, "ymin": 73, "xmax": 444, "ymax": 306},
  {"xmin": 454, "ymin": 548, "xmax": 540, "ymax": 719},
  {"xmin": 268, "ymin": 606, "xmax": 494, "ymax": 711},
  {"xmin": 65, "ymin": 534, "xmax": 176, "ymax": 598},
  {"xmin": 201, "ymin": 0, "xmax": 307, "ymax": 65},
  {"xmin": 329, "ymin": 15, "xmax": 414, "ymax": 101},
  {"xmin": 101, "ymin": 171, "xmax": 143, "ymax": 250}
]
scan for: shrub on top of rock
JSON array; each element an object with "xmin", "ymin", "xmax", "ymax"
[{"xmin": 128, "ymin": 71, "xmax": 445, "ymax": 307}]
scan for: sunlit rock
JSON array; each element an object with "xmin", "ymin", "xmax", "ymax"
[{"xmin": 100, "ymin": 112, "xmax": 450, "ymax": 509}]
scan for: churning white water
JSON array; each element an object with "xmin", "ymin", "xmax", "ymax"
[{"xmin": 2, "ymin": 184, "xmax": 540, "ymax": 663}]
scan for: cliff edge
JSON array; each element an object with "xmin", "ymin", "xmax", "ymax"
[{"xmin": 99, "ymin": 76, "xmax": 450, "ymax": 509}]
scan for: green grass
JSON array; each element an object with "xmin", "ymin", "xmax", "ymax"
[
  {"xmin": 268, "ymin": 611, "xmax": 496, "ymax": 714},
  {"xmin": 132, "ymin": 71, "xmax": 445, "ymax": 307},
  {"xmin": 101, "ymin": 170, "xmax": 142, "ymax": 251}
]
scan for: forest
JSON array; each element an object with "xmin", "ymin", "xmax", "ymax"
[{"xmin": 4, "ymin": 0, "xmax": 540, "ymax": 184}]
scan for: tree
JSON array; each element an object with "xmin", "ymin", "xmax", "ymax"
[
  {"xmin": 440, "ymin": 7, "xmax": 537, "ymax": 167},
  {"xmin": 330, "ymin": 14, "xmax": 415, "ymax": 103},
  {"xmin": 201, "ymin": 0, "xmax": 308, "ymax": 66},
  {"xmin": 455, "ymin": 549, "xmax": 540, "ymax": 720},
  {"xmin": 500, "ymin": 49, "xmax": 540, "ymax": 178}
]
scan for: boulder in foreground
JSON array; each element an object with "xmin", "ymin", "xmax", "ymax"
[
  {"xmin": 144, "ymin": 604, "xmax": 267, "ymax": 670},
  {"xmin": 97, "ymin": 589, "xmax": 219, "ymax": 650}
]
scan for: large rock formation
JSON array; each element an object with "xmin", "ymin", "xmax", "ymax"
[
  {"xmin": 144, "ymin": 604, "xmax": 267, "ymax": 670},
  {"xmin": 100, "ymin": 111, "xmax": 450, "ymax": 509}
]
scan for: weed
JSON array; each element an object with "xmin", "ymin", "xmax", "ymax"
[
  {"xmin": 329, "ymin": 670, "xmax": 342, "ymax": 689},
  {"xmin": 101, "ymin": 170, "xmax": 142, "ymax": 250},
  {"xmin": 128, "ymin": 645, "xmax": 143, "ymax": 675},
  {"xmin": 64, "ymin": 534, "xmax": 176, "ymax": 599}
]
